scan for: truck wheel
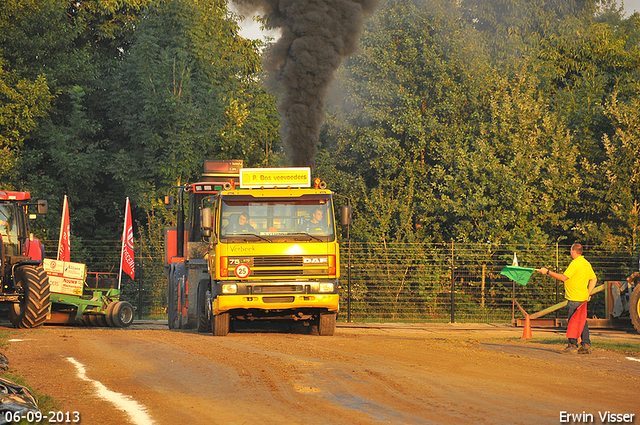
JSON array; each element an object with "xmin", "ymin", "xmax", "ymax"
[
  {"xmin": 318, "ymin": 312, "xmax": 336, "ymax": 336},
  {"xmin": 197, "ymin": 281, "xmax": 211, "ymax": 333},
  {"xmin": 630, "ymin": 284, "xmax": 640, "ymax": 334},
  {"xmin": 9, "ymin": 265, "xmax": 50, "ymax": 329},
  {"xmin": 212, "ymin": 312, "xmax": 230, "ymax": 336},
  {"xmin": 167, "ymin": 264, "xmax": 184, "ymax": 329},
  {"xmin": 110, "ymin": 301, "xmax": 135, "ymax": 328}
]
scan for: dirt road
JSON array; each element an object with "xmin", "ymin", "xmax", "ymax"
[{"xmin": 3, "ymin": 321, "xmax": 640, "ymax": 425}]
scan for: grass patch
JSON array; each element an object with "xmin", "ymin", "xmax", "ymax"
[
  {"xmin": 524, "ymin": 336, "xmax": 640, "ymax": 355},
  {"xmin": 0, "ymin": 330, "xmax": 11, "ymax": 349},
  {"xmin": 2, "ymin": 371, "xmax": 59, "ymax": 410},
  {"xmin": 0, "ymin": 332, "xmax": 60, "ymax": 424}
]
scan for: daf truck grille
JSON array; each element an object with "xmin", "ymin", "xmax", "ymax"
[
  {"xmin": 263, "ymin": 296, "xmax": 295, "ymax": 303},
  {"xmin": 254, "ymin": 285, "xmax": 303, "ymax": 294},
  {"xmin": 249, "ymin": 270, "xmax": 302, "ymax": 277},
  {"xmin": 253, "ymin": 256, "xmax": 303, "ymax": 267}
]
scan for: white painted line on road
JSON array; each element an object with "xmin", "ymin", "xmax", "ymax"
[
  {"xmin": 66, "ymin": 357, "xmax": 154, "ymax": 425},
  {"xmin": 626, "ymin": 357, "xmax": 640, "ymax": 363}
]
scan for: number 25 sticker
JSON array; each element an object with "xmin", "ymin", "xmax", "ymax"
[{"xmin": 235, "ymin": 264, "xmax": 251, "ymax": 279}]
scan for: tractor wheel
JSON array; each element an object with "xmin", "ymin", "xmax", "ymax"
[
  {"xmin": 317, "ymin": 312, "xmax": 336, "ymax": 336},
  {"xmin": 630, "ymin": 284, "xmax": 640, "ymax": 334},
  {"xmin": 9, "ymin": 265, "xmax": 50, "ymax": 329},
  {"xmin": 110, "ymin": 301, "xmax": 135, "ymax": 328},
  {"xmin": 212, "ymin": 312, "xmax": 230, "ymax": 336},
  {"xmin": 197, "ymin": 281, "xmax": 211, "ymax": 333}
]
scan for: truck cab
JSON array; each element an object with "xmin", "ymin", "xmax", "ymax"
[{"xmin": 165, "ymin": 163, "xmax": 348, "ymax": 336}]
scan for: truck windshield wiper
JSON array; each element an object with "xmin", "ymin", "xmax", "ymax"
[
  {"xmin": 233, "ymin": 233, "xmax": 272, "ymax": 243},
  {"xmin": 288, "ymin": 232, "xmax": 324, "ymax": 242}
]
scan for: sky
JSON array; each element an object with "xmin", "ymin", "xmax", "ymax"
[
  {"xmin": 235, "ymin": 0, "xmax": 640, "ymax": 40},
  {"xmin": 625, "ymin": 0, "xmax": 640, "ymax": 14}
]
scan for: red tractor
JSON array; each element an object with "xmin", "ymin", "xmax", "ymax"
[{"xmin": 0, "ymin": 191, "xmax": 50, "ymax": 328}]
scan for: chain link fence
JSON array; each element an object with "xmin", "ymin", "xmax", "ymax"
[{"xmin": 42, "ymin": 240, "xmax": 638, "ymax": 323}]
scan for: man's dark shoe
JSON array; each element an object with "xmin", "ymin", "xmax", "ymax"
[
  {"xmin": 561, "ymin": 343, "xmax": 579, "ymax": 354},
  {"xmin": 578, "ymin": 343, "xmax": 591, "ymax": 354}
]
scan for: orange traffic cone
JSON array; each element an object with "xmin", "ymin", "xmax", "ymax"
[{"xmin": 522, "ymin": 314, "xmax": 532, "ymax": 339}]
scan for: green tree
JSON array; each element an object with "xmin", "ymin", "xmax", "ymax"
[
  {"xmin": 0, "ymin": 61, "xmax": 51, "ymax": 185},
  {"xmin": 321, "ymin": 0, "xmax": 497, "ymax": 243},
  {"xmin": 105, "ymin": 0, "xmax": 279, "ymax": 212},
  {"xmin": 536, "ymin": 10, "xmax": 640, "ymax": 244},
  {"xmin": 600, "ymin": 91, "xmax": 640, "ymax": 252}
]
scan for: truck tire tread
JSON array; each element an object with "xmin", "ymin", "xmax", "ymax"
[
  {"xmin": 318, "ymin": 312, "xmax": 336, "ymax": 336},
  {"xmin": 212, "ymin": 312, "xmax": 230, "ymax": 336}
]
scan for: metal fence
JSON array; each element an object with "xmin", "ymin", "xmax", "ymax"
[
  {"xmin": 340, "ymin": 242, "xmax": 638, "ymax": 323},
  {"xmin": 42, "ymin": 240, "xmax": 166, "ymax": 319},
  {"xmin": 42, "ymin": 240, "xmax": 638, "ymax": 323}
]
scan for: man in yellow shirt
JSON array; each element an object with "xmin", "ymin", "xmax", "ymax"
[{"xmin": 538, "ymin": 243, "xmax": 597, "ymax": 354}]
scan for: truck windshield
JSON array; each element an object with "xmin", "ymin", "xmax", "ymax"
[
  {"xmin": 219, "ymin": 194, "xmax": 335, "ymax": 242},
  {"xmin": 0, "ymin": 204, "xmax": 19, "ymax": 256}
]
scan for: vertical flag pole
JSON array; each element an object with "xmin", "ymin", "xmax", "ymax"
[
  {"xmin": 118, "ymin": 198, "xmax": 127, "ymax": 290},
  {"xmin": 57, "ymin": 195, "xmax": 70, "ymax": 261}
]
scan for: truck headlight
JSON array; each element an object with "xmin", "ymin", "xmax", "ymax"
[
  {"xmin": 319, "ymin": 283, "xmax": 334, "ymax": 292},
  {"xmin": 221, "ymin": 284, "xmax": 238, "ymax": 294}
]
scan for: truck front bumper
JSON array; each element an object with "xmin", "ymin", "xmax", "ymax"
[{"xmin": 213, "ymin": 293, "xmax": 339, "ymax": 314}]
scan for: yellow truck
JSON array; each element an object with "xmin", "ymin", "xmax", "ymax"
[{"xmin": 164, "ymin": 161, "xmax": 350, "ymax": 336}]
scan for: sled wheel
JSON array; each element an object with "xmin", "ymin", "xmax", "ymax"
[
  {"xmin": 110, "ymin": 301, "xmax": 135, "ymax": 328},
  {"xmin": 96, "ymin": 314, "xmax": 108, "ymax": 327},
  {"xmin": 105, "ymin": 302, "xmax": 116, "ymax": 327},
  {"xmin": 9, "ymin": 265, "xmax": 50, "ymax": 329}
]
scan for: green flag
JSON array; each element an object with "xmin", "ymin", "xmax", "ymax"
[{"xmin": 500, "ymin": 266, "xmax": 535, "ymax": 286}]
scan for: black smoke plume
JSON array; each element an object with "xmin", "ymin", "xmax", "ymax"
[{"xmin": 234, "ymin": 0, "xmax": 378, "ymax": 167}]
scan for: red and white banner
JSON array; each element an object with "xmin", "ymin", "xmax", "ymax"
[
  {"xmin": 119, "ymin": 197, "xmax": 135, "ymax": 285},
  {"xmin": 57, "ymin": 195, "xmax": 70, "ymax": 262}
]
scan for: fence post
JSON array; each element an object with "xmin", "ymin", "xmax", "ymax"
[
  {"xmin": 481, "ymin": 264, "xmax": 486, "ymax": 309},
  {"xmin": 137, "ymin": 251, "xmax": 142, "ymax": 320},
  {"xmin": 450, "ymin": 240, "xmax": 455, "ymax": 323},
  {"xmin": 554, "ymin": 241, "xmax": 560, "ymax": 319},
  {"xmin": 347, "ymin": 240, "xmax": 352, "ymax": 323}
]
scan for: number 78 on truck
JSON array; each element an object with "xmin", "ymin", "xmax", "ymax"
[{"xmin": 164, "ymin": 162, "xmax": 352, "ymax": 336}]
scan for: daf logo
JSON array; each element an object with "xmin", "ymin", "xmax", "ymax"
[{"xmin": 303, "ymin": 257, "xmax": 327, "ymax": 264}]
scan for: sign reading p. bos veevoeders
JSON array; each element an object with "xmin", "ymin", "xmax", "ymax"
[{"xmin": 239, "ymin": 168, "xmax": 311, "ymax": 188}]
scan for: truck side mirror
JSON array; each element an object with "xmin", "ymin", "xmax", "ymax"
[
  {"xmin": 164, "ymin": 195, "xmax": 174, "ymax": 210},
  {"xmin": 201, "ymin": 208, "xmax": 212, "ymax": 237},
  {"xmin": 37, "ymin": 200, "xmax": 48, "ymax": 215},
  {"xmin": 340, "ymin": 205, "xmax": 352, "ymax": 226}
]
